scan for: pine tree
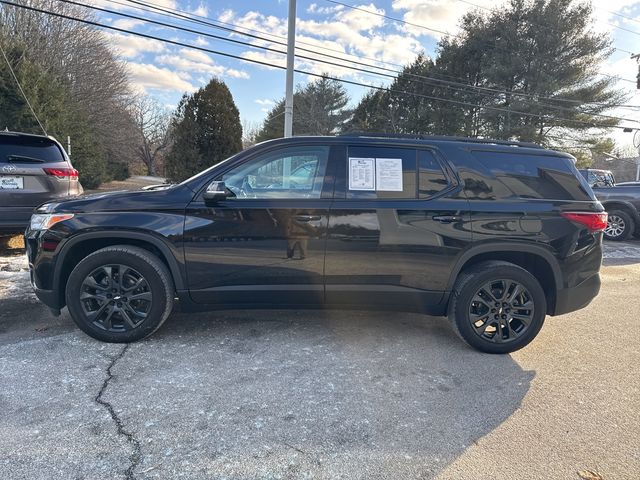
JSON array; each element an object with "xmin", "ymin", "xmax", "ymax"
[
  {"xmin": 256, "ymin": 76, "xmax": 351, "ymax": 141},
  {"xmin": 165, "ymin": 79, "xmax": 242, "ymax": 182}
]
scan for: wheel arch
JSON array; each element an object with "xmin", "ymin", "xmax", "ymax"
[
  {"xmin": 447, "ymin": 244, "xmax": 562, "ymax": 315},
  {"xmin": 601, "ymin": 201, "xmax": 639, "ymax": 222},
  {"xmin": 53, "ymin": 231, "xmax": 185, "ymax": 307}
]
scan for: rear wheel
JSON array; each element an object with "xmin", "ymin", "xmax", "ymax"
[
  {"xmin": 604, "ymin": 209, "xmax": 634, "ymax": 241},
  {"xmin": 66, "ymin": 246, "xmax": 173, "ymax": 342},
  {"xmin": 448, "ymin": 261, "xmax": 547, "ymax": 354}
]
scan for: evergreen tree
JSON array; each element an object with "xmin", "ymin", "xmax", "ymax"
[
  {"xmin": 256, "ymin": 76, "xmax": 351, "ymax": 141},
  {"xmin": 347, "ymin": 0, "xmax": 625, "ymax": 146},
  {"xmin": 165, "ymin": 79, "xmax": 242, "ymax": 182}
]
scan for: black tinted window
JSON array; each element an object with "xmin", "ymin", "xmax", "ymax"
[
  {"xmin": 0, "ymin": 136, "xmax": 65, "ymax": 163},
  {"xmin": 346, "ymin": 146, "xmax": 416, "ymax": 199},
  {"xmin": 418, "ymin": 150, "xmax": 449, "ymax": 198},
  {"xmin": 469, "ymin": 150, "xmax": 592, "ymax": 201}
]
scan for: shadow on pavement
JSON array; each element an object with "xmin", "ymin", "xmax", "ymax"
[{"xmin": 99, "ymin": 309, "xmax": 534, "ymax": 478}]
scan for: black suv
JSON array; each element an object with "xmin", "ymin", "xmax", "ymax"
[{"xmin": 25, "ymin": 135, "xmax": 606, "ymax": 353}]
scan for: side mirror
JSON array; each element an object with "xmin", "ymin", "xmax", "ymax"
[{"xmin": 203, "ymin": 181, "xmax": 230, "ymax": 205}]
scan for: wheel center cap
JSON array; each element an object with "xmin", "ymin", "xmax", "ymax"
[{"xmin": 113, "ymin": 295, "xmax": 122, "ymax": 301}]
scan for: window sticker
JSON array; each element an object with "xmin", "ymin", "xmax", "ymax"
[
  {"xmin": 375, "ymin": 158, "xmax": 403, "ymax": 191},
  {"xmin": 348, "ymin": 157, "xmax": 375, "ymax": 190}
]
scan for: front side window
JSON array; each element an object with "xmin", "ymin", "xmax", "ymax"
[{"xmin": 220, "ymin": 146, "xmax": 329, "ymax": 199}]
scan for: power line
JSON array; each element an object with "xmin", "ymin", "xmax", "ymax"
[
  {"xmin": 119, "ymin": 0, "xmax": 640, "ymax": 86},
  {"xmin": 93, "ymin": 0, "xmax": 640, "ymax": 116},
  {"xmin": 326, "ymin": 0, "xmax": 640, "ymax": 63},
  {"xmin": 2, "ymin": 0, "xmax": 637, "ymax": 131},
  {"xmin": 0, "ymin": 41, "xmax": 47, "ymax": 135},
  {"xmin": 453, "ymin": 0, "xmax": 640, "ymax": 37}
]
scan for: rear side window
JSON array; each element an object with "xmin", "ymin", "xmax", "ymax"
[
  {"xmin": 346, "ymin": 146, "xmax": 417, "ymax": 199},
  {"xmin": 0, "ymin": 136, "xmax": 65, "ymax": 163},
  {"xmin": 469, "ymin": 150, "xmax": 593, "ymax": 201},
  {"xmin": 418, "ymin": 150, "xmax": 449, "ymax": 198}
]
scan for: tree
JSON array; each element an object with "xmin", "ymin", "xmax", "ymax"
[
  {"xmin": 0, "ymin": 0, "xmax": 135, "ymax": 186},
  {"xmin": 0, "ymin": 42, "xmax": 107, "ymax": 188},
  {"xmin": 256, "ymin": 76, "xmax": 351, "ymax": 141},
  {"xmin": 131, "ymin": 96, "xmax": 172, "ymax": 176},
  {"xmin": 165, "ymin": 79, "xmax": 242, "ymax": 182},
  {"xmin": 348, "ymin": 0, "xmax": 625, "ymax": 145}
]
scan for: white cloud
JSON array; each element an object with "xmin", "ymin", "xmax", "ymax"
[
  {"xmin": 191, "ymin": 4, "xmax": 208, "ymax": 17},
  {"xmin": 104, "ymin": 32, "xmax": 165, "ymax": 58},
  {"xmin": 126, "ymin": 63, "xmax": 196, "ymax": 93},
  {"xmin": 157, "ymin": 48, "xmax": 250, "ymax": 79},
  {"xmin": 255, "ymin": 98, "xmax": 275, "ymax": 106},
  {"xmin": 194, "ymin": 36, "xmax": 209, "ymax": 46},
  {"xmin": 111, "ymin": 18, "xmax": 145, "ymax": 30}
]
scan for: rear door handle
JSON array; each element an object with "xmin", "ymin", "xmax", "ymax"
[
  {"xmin": 432, "ymin": 215, "xmax": 462, "ymax": 223},
  {"xmin": 294, "ymin": 214, "xmax": 322, "ymax": 222}
]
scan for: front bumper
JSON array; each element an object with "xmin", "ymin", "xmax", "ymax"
[{"xmin": 552, "ymin": 272, "xmax": 601, "ymax": 316}]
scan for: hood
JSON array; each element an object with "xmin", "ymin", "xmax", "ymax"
[{"xmin": 36, "ymin": 184, "xmax": 195, "ymax": 214}]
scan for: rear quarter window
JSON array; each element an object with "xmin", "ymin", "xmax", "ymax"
[
  {"xmin": 468, "ymin": 150, "xmax": 594, "ymax": 201},
  {"xmin": 0, "ymin": 136, "xmax": 65, "ymax": 163}
]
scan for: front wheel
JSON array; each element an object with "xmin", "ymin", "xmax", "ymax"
[
  {"xmin": 448, "ymin": 261, "xmax": 547, "ymax": 354},
  {"xmin": 66, "ymin": 246, "xmax": 174, "ymax": 342}
]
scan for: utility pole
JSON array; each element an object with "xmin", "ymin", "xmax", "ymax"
[
  {"xmin": 284, "ymin": 0, "xmax": 296, "ymax": 138},
  {"xmin": 67, "ymin": 135, "xmax": 71, "ymax": 157}
]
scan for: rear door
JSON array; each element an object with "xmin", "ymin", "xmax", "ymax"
[
  {"xmin": 0, "ymin": 135, "xmax": 72, "ymax": 207},
  {"xmin": 324, "ymin": 144, "xmax": 472, "ymax": 311}
]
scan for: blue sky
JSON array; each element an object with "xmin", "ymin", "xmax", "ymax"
[{"xmin": 95, "ymin": 0, "xmax": 640, "ymax": 147}]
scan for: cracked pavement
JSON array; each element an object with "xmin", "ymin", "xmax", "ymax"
[{"xmin": 0, "ymin": 242, "xmax": 639, "ymax": 479}]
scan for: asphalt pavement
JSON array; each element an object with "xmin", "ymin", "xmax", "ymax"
[{"xmin": 0, "ymin": 241, "xmax": 638, "ymax": 479}]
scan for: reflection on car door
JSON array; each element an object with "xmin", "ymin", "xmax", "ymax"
[
  {"xmin": 324, "ymin": 145, "xmax": 473, "ymax": 313},
  {"xmin": 183, "ymin": 144, "xmax": 334, "ymax": 306}
]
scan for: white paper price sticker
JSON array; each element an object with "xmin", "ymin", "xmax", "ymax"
[
  {"xmin": 375, "ymin": 158, "xmax": 403, "ymax": 191},
  {"xmin": 348, "ymin": 157, "xmax": 375, "ymax": 191}
]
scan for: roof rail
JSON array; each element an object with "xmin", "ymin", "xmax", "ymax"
[{"xmin": 338, "ymin": 132, "xmax": 543, "ymax": 149}]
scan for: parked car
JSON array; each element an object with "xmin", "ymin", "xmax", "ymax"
[
  {"xmin": 579, "ymin": 168, "xmax": 640, "ymax": 240},
  {"xmin": 1, "ymin": 131, "xmax": 82, "ymax": 234},
  {"xmin": 25, "ymin": 135, "xmax": 606, "ymax": 354}
]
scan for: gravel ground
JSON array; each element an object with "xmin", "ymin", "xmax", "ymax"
[{"xmin": 0, "ymin": 242, "xmax": 638, "ymax": 479}]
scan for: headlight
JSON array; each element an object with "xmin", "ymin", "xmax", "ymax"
[{"xmin": 30, "ymin": 213, "xmax": 74, "ymax": 231}]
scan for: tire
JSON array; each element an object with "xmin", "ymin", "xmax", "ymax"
[
  {"xmin": 65, "ymin": 245, "xmax": 174, "ymax": 342},
  {"xmin": 448, "ymin": 261, "xmax": 547, "ymax": 354},
  {"xmin": 604, "ymin": 209, "xmax": 635, "ymax": 241}
]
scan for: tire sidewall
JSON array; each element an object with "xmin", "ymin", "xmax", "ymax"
[
  {"xmin": 452, "ymin": 265, "xmax": 547, "ymax": 354},
  {"xmin": 604, "ymin": 210, "xmax": 634, "ymax": 241},
  {"xmin": 66, "ymin": 249, "xmax": 170, "ymax": 342}
]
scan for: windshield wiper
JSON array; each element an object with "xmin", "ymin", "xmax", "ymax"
[{"xmin": 6, "ymin": 155, "xmax": 46, "ymax": 163}]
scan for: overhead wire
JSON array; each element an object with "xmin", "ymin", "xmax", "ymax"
[
  {"xmin": 2, "ymin": 0, "xmax": 637, "ymax": 131},
  {"xmin": 91, "ymin": 0, "xmax": 640, "ymax": 115},
  {"xmin": 120, "ymin": 0, "xmax": 639, "ymax": 87}
]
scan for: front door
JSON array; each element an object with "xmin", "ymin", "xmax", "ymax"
[
  {"xmin": 324, "ymin": 144, "xmax": 473, "ymax": 312},
  {"xmin": 184, "ymin": 144, "xmax": 334, "ymax": 306}
]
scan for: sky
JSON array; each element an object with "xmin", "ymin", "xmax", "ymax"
[{"xmin": 92, "ymin": 0, "xmax": 640, "ymax": 149}]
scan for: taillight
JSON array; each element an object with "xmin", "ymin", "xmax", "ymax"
[
  {"xmin": 561, "ymin": 212, "xmax": 608, "ymax": 232},
  {"xmin": 44, "ymin": 167, "xmax": 79, "ymax": 179}
]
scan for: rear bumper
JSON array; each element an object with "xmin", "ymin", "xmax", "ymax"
[
  {"xmin": 552, "ymin": 272, "xmax": 601, "ymax": 316},
  {"xmin": 0, "ymin": 206, "xmax": 33, "ymax": 233}
]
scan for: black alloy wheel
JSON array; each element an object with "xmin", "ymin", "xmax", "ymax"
[
  {"xmin": 448, "ymin": 261, "xmax": 546, "ymax": 354},
  {"xmin": 468, "ymin": 280, "xmax": 534, "ymax": 344},
  {"xmin": 80, "ymin": 264, "xmax": 153, "ymax": 332},
  {"xmin": 66, "ymin": 246, "xmax": 173, "ymax": 342}
]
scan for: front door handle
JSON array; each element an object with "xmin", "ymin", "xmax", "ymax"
[
  {"xmin": 294, "ymin": 214, "xmax": 322, "ymax": 222},
  {"xmin": 433, "ymin": 215, "xmax": 462, "ymax": 223}
]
